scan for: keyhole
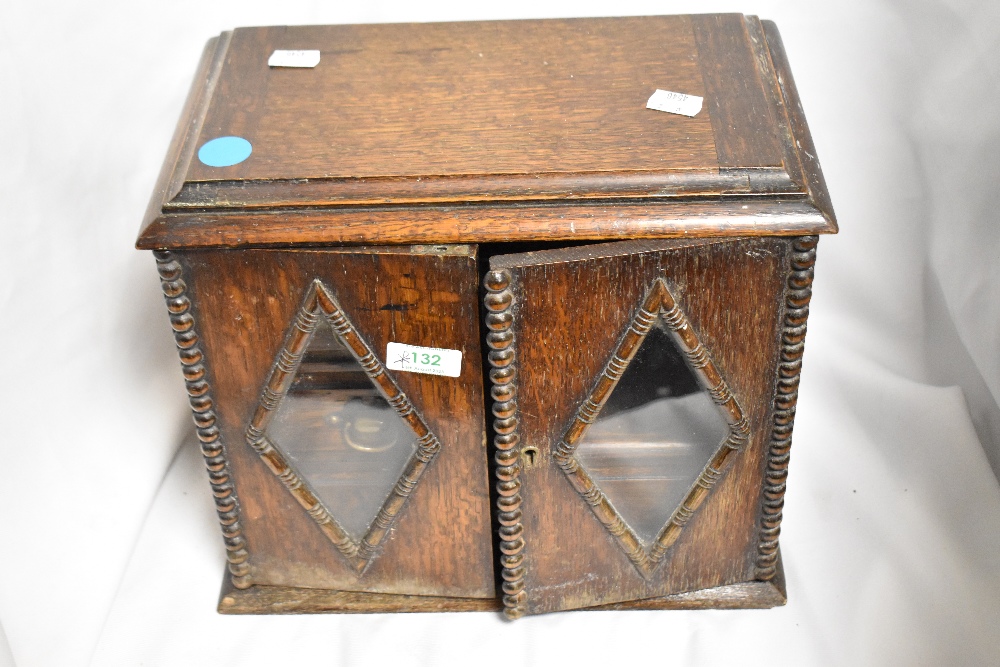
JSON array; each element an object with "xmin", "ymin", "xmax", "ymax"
[{"xmin": 521, "ymin": 446, "xmax": 539, "ymax": 468}]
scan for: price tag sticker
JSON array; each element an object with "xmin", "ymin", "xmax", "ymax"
[
  {"xmin": 646, "ymin": 89, "xmax": 703, "ymax": 117},
  {"xmin": 386, "ymin": 342, "xmax": 462, "ymax": 378},
  {"xmin": 268, "ymin": 49, "xmax": 321, "ymax": 68}
]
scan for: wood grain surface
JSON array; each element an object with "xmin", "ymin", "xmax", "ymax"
[
  {"xmin": 492, "ymin": 237, "xmax": 791, "ymax": 614},
  {"xmin": 135, "ymin": 14, "xmax": 838, "ymax": 250},
  {"xmin": 139, "ymin": 14, "xmax": 836, "ymax": 617},
  {"xmin": 153, "ymin": 250, "xmax": 252, "ymax": 589},
  {"xmin": 216, "ymin": 550, "xmax": 785, "ymax": 613},
  {"xmin": 692, "ymin": 15, "xmax": 785, "ymax": 176},
  {"xmin": 214, "ymin": 577, "xmax": 783, "ymax": 615},
  {"xmin": 178, "ymin": 245, "xmax": 495, "ymax": 599},
  {"xmin": 137, "ymin": 198, "xmax": 833, "ymax": 249},
  {"xmin": 762, "ymin": 20, "xmax": 837, "ymax": 227},
  {"xmin": 182, "ymin": 18, "xmax": 721, "ymax": 191}
]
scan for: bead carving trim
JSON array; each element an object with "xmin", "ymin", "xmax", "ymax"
[
  {"xmin": 553, "ymin": 278, "xmax": 750, "ymax": 579},
  {"xmin": 756, "ymin": 236, "xmax": 818, "ymax": 579},
  {"xmin": 244, "ymin": 280, "xmax": 442, "ymax": 574},
  {"xmin": 153, "ymin": 250, "xmax": 252, "ymax": 589},
  {"xmin": 483, "ymin": 269, "xmax": 526, "ymax": 620}
]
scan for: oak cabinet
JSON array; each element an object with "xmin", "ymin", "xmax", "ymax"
[{"xmin": 138, "ymin": 14, "xmax": 835, "ymax": 618}]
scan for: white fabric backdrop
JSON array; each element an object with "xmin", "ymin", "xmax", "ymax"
[{"xmin": 1, "ymin": 1, "xmax": 998, "ymax": 665}]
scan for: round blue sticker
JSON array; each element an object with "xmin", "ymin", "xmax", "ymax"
[{"xmin": 197, "ymin": 136, "xmax": 252, "ymax": 167}]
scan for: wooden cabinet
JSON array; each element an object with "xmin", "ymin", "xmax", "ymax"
[{"xmin": 138, "ymin": 14, "xmax": 835, "ymax": 618}]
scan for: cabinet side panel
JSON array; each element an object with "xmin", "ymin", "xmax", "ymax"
[
  {"xmin": 756, "ymin": 236, "xmax": 818, "ymax": 578},
  {"xmin": 154, "ymin": 250, "xmax": 251, "ymax": 589}
]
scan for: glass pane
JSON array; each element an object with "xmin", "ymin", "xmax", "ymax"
[
  {"xmin": 574, "ymin": 321, "xmax": 728, "ymax": 545},
  {"xmin": 266, "ymin": 317, "xmax": 416, "ymax": 541}
]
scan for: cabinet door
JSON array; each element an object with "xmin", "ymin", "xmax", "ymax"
[
  {"xmin": 485, "ymin": 238, "xmax": 795, "ymax": 616},
  {"xmin": 180, "ymin": 245, "xmax": 494, "ymax": 600}
]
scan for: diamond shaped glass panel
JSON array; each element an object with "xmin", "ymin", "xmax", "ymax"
[
  {"xmin": 574, "ymin": 321, "xmax": 728, "ymax": 545},
  {"xmin": 266, "ymin": 317, "xmax": 417, "ymax": 541}
]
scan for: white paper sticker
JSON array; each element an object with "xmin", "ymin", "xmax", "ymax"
[
  {"xmin": 268, "ymin": 49, "xmax": 321, "ymax": 68},
  {"xmin": 386, "ymin": 342, "xmax": 462, "ymax": 378},
  {"xmin": 646, "ymin": 89, "xmax": 703, "ymax": 117}
]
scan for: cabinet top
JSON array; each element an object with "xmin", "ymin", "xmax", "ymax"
[{"xmin": 137, "ymin": 14, "xmax": 836, "ymax": 249}]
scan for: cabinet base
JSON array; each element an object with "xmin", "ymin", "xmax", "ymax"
[
  {"xmin": 218, "ymin": 576, "xmax": 502, "ymax": 614},
  {"xmin": 217, "ymin": 556, "xmax": 786, "ymax": 614}
]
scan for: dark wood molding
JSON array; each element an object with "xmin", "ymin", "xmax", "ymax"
[
  {"xmin": 243, "ymin": 280, "xmax": 443, "ymax": 573},
  {"xmin": 165, "ymin": 169, "xmax": 794, "ymax": 211},
  {"xmin": 136, "ymin": 197, "xmax": 833, "ymax": 250},
  {"xmin": 217, "ymin": 557, "xmax": 785, "ymax": 614},
  {"xmin": 217, "ymin": 575, "xmax": 503, "ymax": 614},
  {"xmin": 164, "ymin": 31, "xmax": 234, "ymax": 205},
  {"xmin": 552, "ymin": 278, "xmax": 751, "ymax": 578},
  {"xmin": 483, "ymin": 269, "xmax": 527, "ymax": 620},
  {"xmin": 139, "ymin": 33, "xmax": 232, "ymax": 242},
  {"xmin": 743, "ymin": 16, "xmax": 808, "ymax": 199},
  {"xmin": 153, "ymin": 250, "xmax": 252, "ymax": 589},
  {"xmin": 756, "ymin": 236, "xmax": 818, "ymax": 579},
  {"xmin": 761, "ymin": 21, "xmax": 837, "ymax": 230}
]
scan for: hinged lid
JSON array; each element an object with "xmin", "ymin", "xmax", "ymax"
[{"xmin": 137, "ymin": 14, "xmax": 836, "ymax": 249}]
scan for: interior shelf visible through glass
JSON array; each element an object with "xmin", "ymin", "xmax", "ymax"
[
  {"xmin": 574, "ymin": 322, "xmax": 728, "ymax": 544},
  {"xmin": 266, "ymin": 318, "xmax": 417, "ymax": 540}
]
